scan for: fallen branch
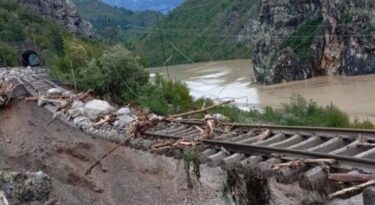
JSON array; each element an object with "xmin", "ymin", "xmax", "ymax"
[
  {"xmin": 357, "ymin": 142, "xmax": 375, "ymax": 148},
  {"xmin": 168, "ymin": 100, "xmax": 234, "ymax": 119},
  {"xmin": 92, "ymin": 115, "xmax": 116, "ymax": 128},
  {"xmin": 256, "ymin": 129, "xmax": 271, "ymax": 141},
  {"xmin": 328, "ymin": 180, "xmax": 375, "ymax": 199},
  {"xmin": 85, "ymin": 143, "xmax": 123, "ymax": 175},
  {"xmin": 272, "ymin": 159, "xmax": 337, "ymax": 170},
  {"xmin": 328, "ymin": 173, "xmax": 375, "ymax": 183}
]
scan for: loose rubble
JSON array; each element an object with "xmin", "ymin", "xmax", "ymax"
[{"xmin": 0, "ymin": 171, "xmax": 51, "ymax": 205}]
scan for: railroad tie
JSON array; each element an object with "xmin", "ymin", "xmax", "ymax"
[
  {"xmin": 307, "ymin": 137, "xmax": 345, "ymax": 153},
  {"xmin": 268, "ymin": 134, "xmax": 303, "ymax": 148},
  {"xmin": 207, "ymin": 151, "xmax": 229, "ymax": 167},
  {"xmin": 287, "ymin": 136, "xmax": 322, "ymax": 150},
  {"xmin": 221, "ymin": 153, "xmax": 246, "ymax": 169},
  {"xmin": 199, "ymin": 149, "xmax": 217, "ymax": 163},
  {"xmin": 252, "ymin": 133, "xmax": 286, "ymax": 146},
  {"xmin": 329, "ymin": 140, "xmax": 362, "ymax": 156},
  {"xmin": 355, "ymin": 147, "xmax": 375, "ymax": 159},
  {"xmin": 226, "ymin": 132, "xmax": 255, "ymax": 142},
  {"xmin": 236, "ymin": 156, "xmax": 263, "ymax": 171}
]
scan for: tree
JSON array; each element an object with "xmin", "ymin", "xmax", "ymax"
[{"xmin": 79, "ymin": 44, "xmax": 149, "ymax": 101}]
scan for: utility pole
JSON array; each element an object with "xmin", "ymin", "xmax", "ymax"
[{"xmin": 156, "ymin": 14, "xmax": 171, "ymax": 83}]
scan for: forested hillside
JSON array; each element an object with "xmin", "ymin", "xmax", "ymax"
[
  {"xmin": 73, "ymin": 0, "xmax": 160, "ymax": 44},
  {"xmin": 102, "ymin": 0, "xmax": 182, "ymax": 13},
  {"xmin": 74, "ymin": 0, "xmax": 261, "ymax": 67},
  {"xmin": 134, "ymin": 0, "xmax": 261, "ymax": 66}
]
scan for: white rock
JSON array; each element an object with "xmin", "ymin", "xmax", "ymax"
[
  {"xmin": 68, "ymin": 108, "xmax": 84, "ymax": 118},
  {"xmin": 117, "ymin": 115, "xmax": 134, "ymax": 127},
  {"xmin": 62, "ymin": 90, "xmax": 73, "ymax": 97},
  {"xmin": 47, "ymin": 88, "xmax": 64, "ymax": 95},
  {"xmin": 71, "ymin": 100, "xmax": 84, "ymax": 109},
  {"xmin": 84, "ymin": 100, "xmax": 114, "ymax": 120},
  {"xmin": 212, "ymin": 113, "xmax": 229, "ymax": 121},
  {"xmin": 116, "ymin": 107, "xmax": 131, "ymax": 116},
  {"xmin": 73, "ymin": 116, "xmax": 92, "ymax": 128},
  {"xmin": 37, "ymin": 98, "xmax": 47, "ymax": 107}
]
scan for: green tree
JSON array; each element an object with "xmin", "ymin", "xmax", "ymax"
[
  {"xmin": 0, "ymin": 42, "xmax": 17, "ymax": 67},
  {"xmin": 79, "ymin": 44, "xmax": 149, "ymax": 101},
  {"xmin": 49, "ymin": 26, "xmax": 65, "ymax": 56}
]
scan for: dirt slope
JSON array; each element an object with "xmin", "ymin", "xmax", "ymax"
[{"xmin": 0, "ymin": 99, "xmax": 220, "ymax": 205}]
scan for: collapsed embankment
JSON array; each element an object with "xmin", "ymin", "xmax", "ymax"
[{"xmin": 0, "ymin": 100, "xmax": 224, "ymax": 204}]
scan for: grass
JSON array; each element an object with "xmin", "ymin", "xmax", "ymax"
[
  {"xmin": 182, "ymin": 149, "xmax": 201, "ymax": 189},
  {"xmin": 177, "ymin": 94, "xmax": 375, "ymax": 129}
]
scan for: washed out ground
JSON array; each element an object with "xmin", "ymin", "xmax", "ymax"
[
  {"xmin": 0, "ymin": 99, "xmax": 311, "ymax": 205},
  {"xmin": 0, "ymin": 100, "xmax": 224, "ymax": 204}
]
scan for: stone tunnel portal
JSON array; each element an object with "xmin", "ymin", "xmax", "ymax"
[{"xmin": 22, "ymin": 50, "xmax": 40, "ymax": 67}]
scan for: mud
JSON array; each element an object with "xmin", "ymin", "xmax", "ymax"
[{"xmin": 0, "ymin": 100, "xmax": 222, "ymax": 205}]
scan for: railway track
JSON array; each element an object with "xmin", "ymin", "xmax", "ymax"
[{"xmin": 142, "ymin": 121, "xmax": 375, "ymax": 173}]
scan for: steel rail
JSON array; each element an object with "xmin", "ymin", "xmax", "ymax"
[
  {"xmin": 178, "ymin": 120, "xmax": 375, "ymax": 140},
  {"xmin": 143, "ymin": 131, "xmax": 375, "ymax": 172}
]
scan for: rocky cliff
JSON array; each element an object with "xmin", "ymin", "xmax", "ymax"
[
  {"xmin": 18, "ymin": 0, "xmax": 94, "ymax": 37},
  {"xmin": 252, "ymin": 0, "xmax": 375, "ymax": 84}
]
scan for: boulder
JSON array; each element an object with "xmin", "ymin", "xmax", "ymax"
[
  {"xmin": 71, "ymin": 100, "xmax": 84, "ymax": 109},
  {"xmin": 73, "ymin": 116, "xmax": 92, "ymax": 128},
  {"xmin": 83, "ymin": 100, "xmax": 114, "ymax": 120},
  {"xmin": 0, "ymin": 171, "xmax": 51, "ymax": 204},
  {"xmin": 116, "ymin": 107, "xmax": 131, "ymax": 116},
  {"xmin": 68, "ymin": 107, "xmax": 84, "ymax": 118},
  {"xmin": 47, "ymin": 88, "xmax": 64, "ymax": 95},
  {"xmin": 116, "ymin": 115, "xmax": 134, "ymax": 127}
]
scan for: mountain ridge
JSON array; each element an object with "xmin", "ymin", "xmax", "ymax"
[{"xmin": 101, "ymin": 0, "xmax": 183, "ymax": 13}]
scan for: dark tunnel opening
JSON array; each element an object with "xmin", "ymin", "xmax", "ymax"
[{"xmin": 22, "ymin": 50, "xmax": 40, "ymax": 67}]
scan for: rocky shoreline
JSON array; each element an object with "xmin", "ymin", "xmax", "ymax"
[{"xmin": 252, "ymin": 0, "xmax": 375, "ymax": 84}]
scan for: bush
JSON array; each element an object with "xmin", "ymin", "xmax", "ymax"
[
  {"xmin": 138, "ymin": 75, "xmax": 193, "ymax": 115},
  {"xmin": 0, "ymin": 42, "xmax": 17, "ymax": 67},
  {"xmin": 78, "ymin": 44, "xmax": 149, "ymax": 102}
]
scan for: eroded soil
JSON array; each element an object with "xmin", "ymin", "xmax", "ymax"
[{"xmin": 0, "ymin": 100, "xmax": 222, "ymax": 205}]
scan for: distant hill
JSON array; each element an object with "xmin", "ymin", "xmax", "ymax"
[
  {"xmin": 73, "ymin": 0, "xmax": 261, "ymax": 67},
  {"xmin": 134, "ymin": 0, "xmax": 261, "ymax": 66},
  {"xmin": 73, "ymin": 0, "xmax": 161, "ymax": 43},
  {"xmin": 101, "ymin": 0, "xmax": 183, "ymax": 13}
]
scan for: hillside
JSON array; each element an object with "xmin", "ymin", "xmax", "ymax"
[
  {"xmin": 252, "ymin": 0, "xmax": 375, "ymax": 84},
  {"xmin": 73, "ymin": 0, "xmax": 161, "ymax": 43},
  {"xmin": 134, "ymin": 0, "xmax": 261, "ymax": 66},
  {"xmin": 101, "ymin": 0, "xmax": 183, "ymax": 13},
  {"xmin": 72, "ymin": 0, "xmax": 261, "ymax": 67}
]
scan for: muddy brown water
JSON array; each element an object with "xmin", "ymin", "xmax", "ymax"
[{"xmin": 149, "ymin": 59, "xmax": 375, "ymax": 122}]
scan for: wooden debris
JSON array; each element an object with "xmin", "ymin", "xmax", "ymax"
[
  {"xmin": 93, "ymin": 115, "xmax": 116, "ymax": 128},
  {"xmin": 204, "ymin": 114, "xmax": 215, "ymax": 139},
  {"xmin": 0, "ymin": 81, "xmax": 13, "ymax": 107},
  {"xmin": 0, "ymin": 191, "xmax": 9, "ymax": 205},
  {"xmin": 151, "ymin": 141, "xmax": 174, "ymax": 149},
  {"xmin": 328, "ymin": 173, "xmax": 375, "ymax": 183},
  {"xmin": 256, "ymin": 129, "xmax": 271, "ymax": 141},
  {"xmin": 328, "ymin": 180, "xmax": 375, "ymax": 199},
  {"xmin": 85, "ymin": 142, "xmax": 124, "ymax": 175},
  {"xmin": 168, "ymin": 100, "xmax": 234, "ymax": 119},
  {"xmin": 272, "ymin": 159, "xmax": 337, "ymax": 170},
  {"xmin": 357, "ymin": 142, "xmax": 375, "ymax": 148}
]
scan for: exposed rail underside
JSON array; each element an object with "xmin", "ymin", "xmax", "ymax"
[{"xmin": 143, "ymin": 121, "xmax": 375, "ymax": 172}]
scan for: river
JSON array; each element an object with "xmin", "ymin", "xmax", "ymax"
[{"xmin": 148, "ymin": 59, "xmax": 375, "ymax": 122}]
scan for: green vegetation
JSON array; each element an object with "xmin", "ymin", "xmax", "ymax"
[
  {"xmin": 134, "ymin": 0, "xmax": 260, "ymax": 66},
  {"xmin": 182, "ymin": 149, "xmax": 201, "ymax": 189},
  {"xmin": 74, "ymin": 0, "xmax": 261, "ymax": 67},
  {"xmin": 73, "ymin": 0, "xmax": 161, "ymax": 44},
  {"xmin": 278, "ymin": 15, "xmax": 323, "ymax": 61}
]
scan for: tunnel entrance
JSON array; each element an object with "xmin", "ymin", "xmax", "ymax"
[{"xmin": 22, "ymin": 50, "xmax": 40, "ymax": 67}]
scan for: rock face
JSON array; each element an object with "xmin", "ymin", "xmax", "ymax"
[
  {"xmin": 252, "ymin": 0, "xmax": 375, "ymax": 84},
  {"xmin": 18, "ymin": 0, "xmax": 94, "ymax": 37}
]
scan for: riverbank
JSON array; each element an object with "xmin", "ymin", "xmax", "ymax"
[{"xmin": 148, "ymin": 59, "xmax": 375, "ymax": 123}]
